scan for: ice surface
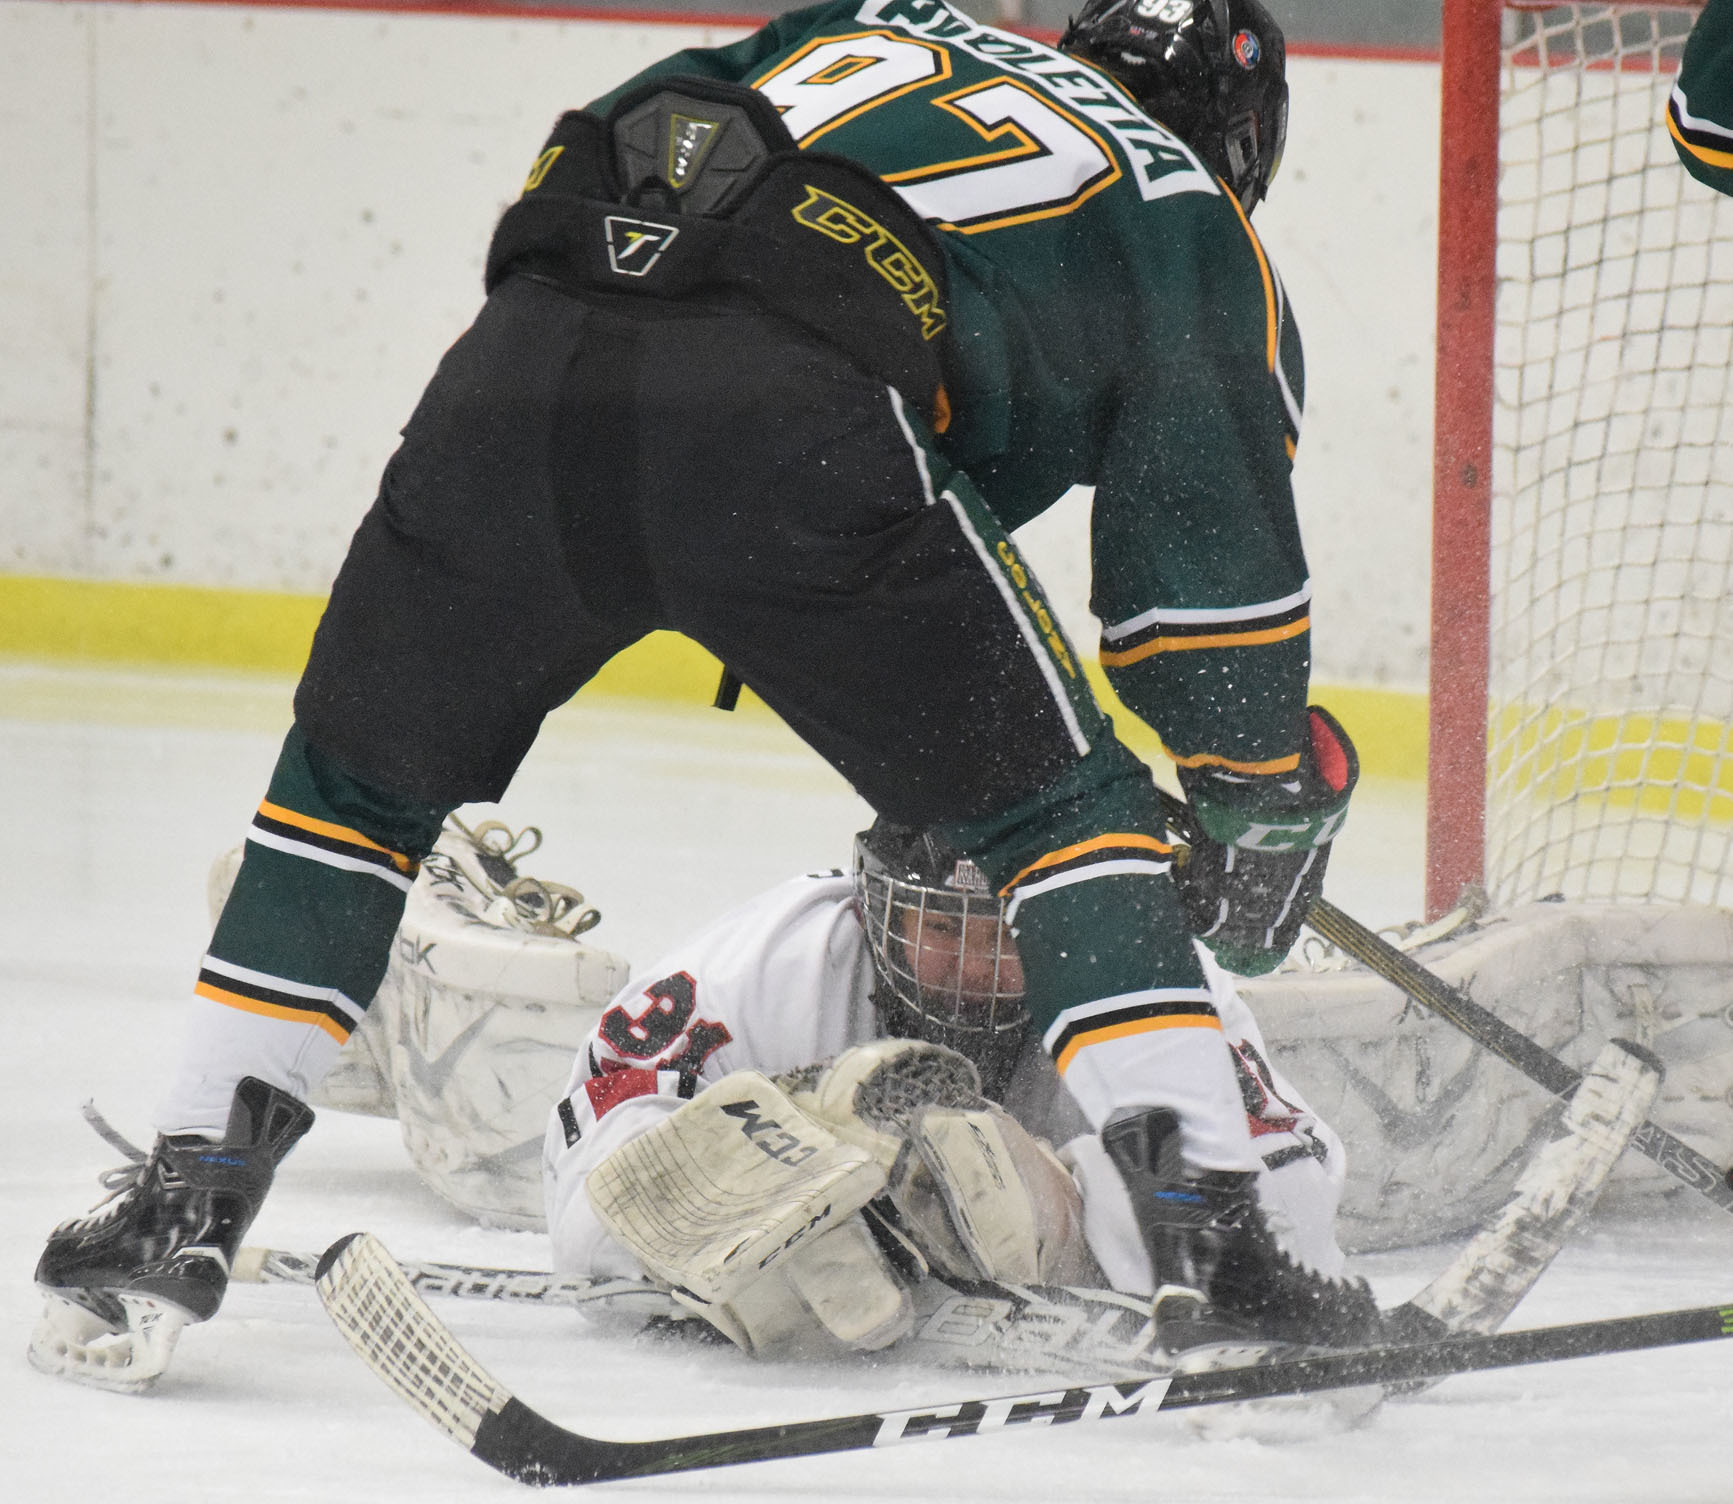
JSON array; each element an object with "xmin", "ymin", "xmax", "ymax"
[{"xmin": 3, "ymin": 662, "xmax": 1727, "ymax": 1502}]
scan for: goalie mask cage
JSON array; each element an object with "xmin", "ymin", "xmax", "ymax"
[{"xmin": 1427, "ymin": 0, "xmax": 1733, "ymax": 918}]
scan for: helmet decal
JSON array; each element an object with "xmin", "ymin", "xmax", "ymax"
[{"xmin": 1233, "ymin": 29, "xmax": 1261, "ymax": 67}]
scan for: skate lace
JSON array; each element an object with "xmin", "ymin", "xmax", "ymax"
[{"xmin": 77, "ymin": 1101, "xmax": 150, "ymax": 1217}]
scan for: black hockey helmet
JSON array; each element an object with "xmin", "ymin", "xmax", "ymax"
[
  {"xmin": 1060, "ymin": 0, "xmax": 1289, "ymax": 211},
  {"xmin": 852, "ymin": 821, "xmax": 1028, "ymax": 1100}
]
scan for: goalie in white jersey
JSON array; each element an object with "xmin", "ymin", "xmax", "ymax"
[{"xmin": 544, "ymin": 822, "xmax": 1381, "ymax": 1361}]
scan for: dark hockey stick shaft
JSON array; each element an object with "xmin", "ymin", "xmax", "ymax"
[
  {"xmin": 479, "ymin": 1305, "xmax": 1733, "ymax": 1486},
  {"xmin": 317, "ymin": 1224, "xmax": 1733, "ymax": 1488},
  {"xmin": 1150, "ymin": 785, "xmax": 1733, "ymax": 1213}
]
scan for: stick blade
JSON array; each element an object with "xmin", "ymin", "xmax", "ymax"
[
  {"xmin": 1404, "ymin": 1036, "xmax": 1663, "ymax": 1338},
  {"xmin": 315, "ymin": 1232, "xmax": 513, "ymax": 1456},
  {"xmin": 315, "ymin": 1231, "xmax": 644, "ymax": 1486}
]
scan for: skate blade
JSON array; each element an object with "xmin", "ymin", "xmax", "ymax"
[
  {"xmin": 1171, "ymin": 1340, "xmax": 1386, "ymax": 1440},
  {"xmin": 28, "ymin": 1292, "xmax": 188, "ymax": 1394},
  {"xmin": 1180, "ymin": 1384, "xmax": 1385, "ymax": 1442}
]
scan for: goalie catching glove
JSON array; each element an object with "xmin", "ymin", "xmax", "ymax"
[
  {"xmin": 584, "ymin": 1041, "xmax": 1094, "ymax": 1357},
  {"xmin": 781, "ymin": 1038, "xmax": 1096, "ymax": 1287},
  {"xmin": 1173, "ymin": 706, "xmax": 1358, "ymax": 976}
]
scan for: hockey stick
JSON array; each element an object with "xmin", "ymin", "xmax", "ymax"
[
  {"xmin": 1151, "ymin": 785, "xmax": 1733, "ymax": 1213},
  {"xmin": 234, "ymin": 1248, "xmax": 654, "ymax": 1308},
  {"xmin": 54, "ymin": 1031, "xmax": 1649, "ymax": 1401},
  {"xmin": 236, "ymin": 1246, "xmax": 1170, "ymax": 1379},
  {"xmin": 246, "ymin": 1034, "xmax": 1653, "ymax": 1392},
  {"xmin": 1302, "ymin": 898, "xmax": 1733, "ymax": 1210},
  {"xmin": 1377, "ymin": 1035, "xmax": 1659, "ymax": 1358},
  {"xmin": 315, "ymin": 1229, "xmax": 1733, "ymax": 1488}
]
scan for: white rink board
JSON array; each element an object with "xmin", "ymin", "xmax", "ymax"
[{"xmin": 1, "ymin": 0, "xmax": 1438, "ymax": 691}]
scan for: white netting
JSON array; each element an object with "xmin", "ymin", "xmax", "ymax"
[{"xmin": 1487, "ymin": 1, "xmax": 1733, "ymax": 905}]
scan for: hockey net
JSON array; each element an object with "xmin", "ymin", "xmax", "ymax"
[
  {"xmin": 1432, "ymin": 0, "xmax": 1733, "ymax": 912},
  {"xmin": 1277, "ymin": 4, "xmax": 1733, "ymax": 1249}
]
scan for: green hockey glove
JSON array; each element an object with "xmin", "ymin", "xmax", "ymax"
[{"xmin": 1171, "ymin": 706, "xmax": 1359, "ymax": 976}]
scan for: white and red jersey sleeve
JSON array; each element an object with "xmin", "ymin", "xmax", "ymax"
[{"xmin": 541, "ymin": 872, "xmax": 879, "ymax": 1277}]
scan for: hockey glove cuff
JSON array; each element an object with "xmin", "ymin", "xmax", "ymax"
[{"xmin": 1172, "ymin": 706, "xmax": 1359, "ymax": 975}]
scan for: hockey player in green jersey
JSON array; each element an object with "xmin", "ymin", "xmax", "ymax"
[
  {"xmin": 593, "ymin": 0, "xmax": 1314, "ymax": 782},
  {"xmin": 33, "ymin": 0, "xmax": 1369, "ymax": 1384},
  {"xmin": 1669, "ymin": 0, "xmax": 1733, "ymax": 194}
]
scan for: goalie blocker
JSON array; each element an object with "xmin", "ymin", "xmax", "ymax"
[{"xmin": 584, "ymin": 1042, "xmax": 1098, "ymax": 1358}]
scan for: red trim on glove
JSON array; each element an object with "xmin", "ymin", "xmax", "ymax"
[{"xmin": 1309, "ymin": 709, "xmax": 1351, "ymax": 792}]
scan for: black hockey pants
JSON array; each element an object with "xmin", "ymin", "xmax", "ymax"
[
  {"xmin": 296, "ymin": 274, "xmax": 1102, "ymax": 827},
  {"xmin": 287, "ymin": 274, "xmax": 1220, "ymax": 1126}
]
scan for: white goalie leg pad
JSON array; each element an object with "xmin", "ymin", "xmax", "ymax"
[
  {"xmin": 1245, "ymin": 901, "xmax": 1733, "ymax": 1248},
  {"xmin": 890, "ymin": 1105, "xmax": 1097, "ymax": 1286},
  {"xmin": 694, "ymin": 1213, "xmax": 913, "ymax": 1359},
  {"xmin": 211, "ymin": 823, "xmax": 633, "ymax": 1228},
  {"xmin": 584, "ymin": 1071, "xmax": 886, "ymax": 1307},
  {"xmin": 27, "ymin": 1294, "xmax": 189, "ymax": 1395}
]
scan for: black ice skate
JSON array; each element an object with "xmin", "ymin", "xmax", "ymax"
[
  {"xmin": 29, "ymin": 1076, "xmax": 313, "ymax": 1391},
  {"xmin": 1102, "ymin": 1106, "xmax": 1382, "ymax": 1368}
]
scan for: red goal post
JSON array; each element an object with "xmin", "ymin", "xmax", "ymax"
[{"xmin": 1426, "ymin": 0, "xmax": 1733, "ymax": 917}]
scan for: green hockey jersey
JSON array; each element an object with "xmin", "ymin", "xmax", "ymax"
[
  {"xmin": 593, "ymin": 0, "xmax": 1313, "ymax": 776},
  {"xmin": 1670, "ymin": 0, "xmax": 1733, "ymax": 196}
]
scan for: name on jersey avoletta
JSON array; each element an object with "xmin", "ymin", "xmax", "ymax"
[{"xmin": 854, "ymin": 0, "xmax": 1216, "ymax": 202}]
